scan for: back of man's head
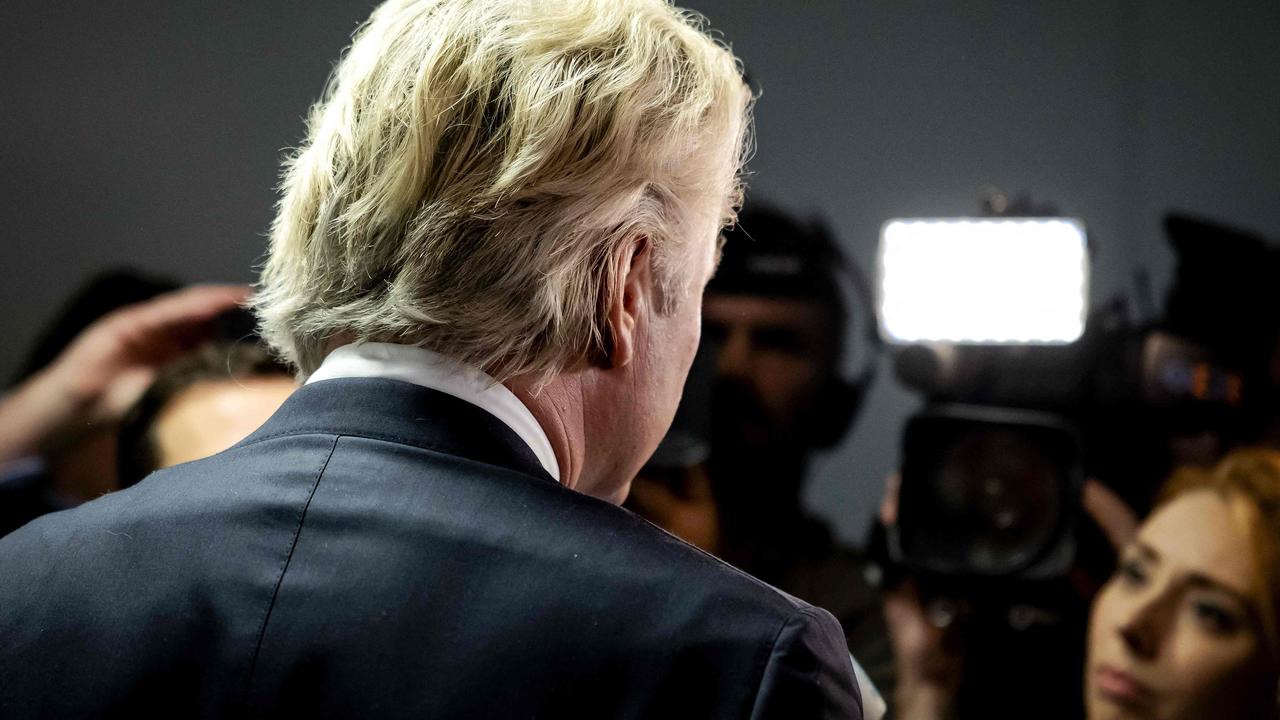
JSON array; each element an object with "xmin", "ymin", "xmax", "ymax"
[{"xmin": 254, "ymin": 0, "xmax": 752, "ymax": 381}]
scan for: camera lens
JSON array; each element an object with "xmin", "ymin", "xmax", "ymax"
[{"xmin": 916, "ymin": 429, "xmax": 1061, "ymax": 574}]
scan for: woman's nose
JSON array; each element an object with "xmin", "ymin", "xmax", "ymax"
[{"xmin": 1116, "ymin": 588, "xmax": 1174, "ymax": 660}]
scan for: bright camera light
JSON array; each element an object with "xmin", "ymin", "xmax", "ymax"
[{"xmin": 877, "ymin": 218, "xmax": 1089, "ymax": 344}]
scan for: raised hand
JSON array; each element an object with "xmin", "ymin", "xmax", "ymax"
[{"xmin": 0, "ymin": 284, "xmax": 250, "ymax": 462}]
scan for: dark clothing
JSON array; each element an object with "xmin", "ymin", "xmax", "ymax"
[
  {"xmin": 0, "ymin": 459, "xmax": 67, "ymax": 538},
  {"xmin": 724, "ymin": 516, "xmax": 895, "ymax": 695},
  {"xmin": 0, "ymin": 378, "xmax": 861, "ymax": 719}
]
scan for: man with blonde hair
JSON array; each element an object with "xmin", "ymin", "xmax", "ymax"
[{"xmin": 0, "ymin": 1, "xmax": 862, "ymax": 717}]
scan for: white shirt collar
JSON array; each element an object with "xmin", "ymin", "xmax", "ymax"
[{"xmin": 306, "ymin": 342, "xmax": 560, "ymax": 483}]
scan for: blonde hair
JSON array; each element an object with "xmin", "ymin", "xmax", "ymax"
[
  {"xmin": 253, "ymin": 0, "xmax": 751, "ymax": 379},
  {"xmin": 1159, "ymin": 449, "xmax": 1280, "ymax": 664}
]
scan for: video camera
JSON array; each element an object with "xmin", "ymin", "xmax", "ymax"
[
  {"xmin": 870, "ymin": 208, "xmax": 1274, "ymax": 717},
  {"xmin": 879, "ymin": 213, "xmax": 1265, "ymax": 585}
]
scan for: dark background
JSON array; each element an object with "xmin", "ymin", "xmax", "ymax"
[{"xmin": 2, "ymin": 0, "xmax": 1277, "ymax": 541}]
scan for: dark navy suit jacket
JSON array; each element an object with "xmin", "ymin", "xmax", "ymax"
[{"xmin": 0, "ymin": 378, "xmax": 861, "ymax": 718}]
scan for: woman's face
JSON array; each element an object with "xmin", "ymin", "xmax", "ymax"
[{"xmin": 1086, "ymin": 490, "xmax": 1272, "ymax": 719}]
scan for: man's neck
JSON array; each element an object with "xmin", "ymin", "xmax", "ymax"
[
  {"xmin": 506, "ymin": 368, "xmax": 644, "ymax": 506},
  {"xmin": 506, "ymin": 374, "xmax": 586, "ymax": 496}
]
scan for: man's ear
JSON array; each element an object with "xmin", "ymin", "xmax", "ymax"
[{"xmin": 604, "ymin": 234, "xmax": 653, "ymax": 370}]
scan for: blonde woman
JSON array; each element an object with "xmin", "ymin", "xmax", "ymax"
[{"xmin": 1086, "ymin": 449, "xmax": 1280, "ymax": 719}]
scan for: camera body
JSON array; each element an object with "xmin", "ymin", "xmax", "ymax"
[{"xmin": 892, "ymin": 404, "xmax": 1083, "ymax": 581}]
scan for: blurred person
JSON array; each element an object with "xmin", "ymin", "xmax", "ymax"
[
  {"xmin": 627, "ymin": 202, "xmax": 894, "ymax": 691},
  {"xmin": 0, "ymin": 277, "xmax": 248, "ymax": 535},
  {"xmin": 0, "ymin": 2, "xmax": 863, "ymax": 719},
  {"xmin": 115, "ymin": 342, "xmax": 296, "ymax": 487},
  {"xmin": 1086, "ymin": 449, "xmax": 1280, "ymax": 720},
  {"xmin": 703, "ymin": 204, "xmax": 874, "ymax": 584},
  {"xmin": 886, "ymin": 449, "xmax": 1280, "ymax": 720}
]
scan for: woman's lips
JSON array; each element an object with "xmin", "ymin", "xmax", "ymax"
[{"xmin": 1094, "ymin": 665, "xmax": 1155, "ymax": 705}]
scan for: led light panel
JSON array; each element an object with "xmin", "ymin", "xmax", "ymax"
[{"xmin": 877, "ymin": 218, "xmax": 1089, "ymax": 344}]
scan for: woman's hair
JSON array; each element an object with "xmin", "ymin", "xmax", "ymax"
[
  {"xmin": 253, "ymin": 0, "xmax": 752, "ymax": 380},
  {"xmin": 1157, "ymin": 448, "xmax": 1280, "ymax": 663}
]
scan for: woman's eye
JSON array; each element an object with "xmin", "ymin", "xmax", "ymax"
[
  {"xmin": 1191, "ymin": 601, "xmax": 1241, "ymax": 634},
  {"xmin": 1119, "ymin": 559, "xmax": 1148, "ymax": 586}
]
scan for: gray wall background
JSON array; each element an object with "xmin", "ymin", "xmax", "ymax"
[{"xmin": 2, "ymin": 1, "xmax": 1277, "ymax": 542}]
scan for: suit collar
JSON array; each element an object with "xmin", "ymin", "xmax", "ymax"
[
  {"xmin": 238, "ymin": 377, "xmax": 556, "ymax": 485},
  {"xmin": 305, "ymin": 343, "xmax": 559, "ymax": 481}
]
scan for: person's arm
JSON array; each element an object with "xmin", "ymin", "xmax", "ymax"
[
  {"xmin": 748, "ymin": 605, "xmax": 863, "ymax": 720},
  {"xmin": 882, "ymin": 579, "xmax": 962, "ymax": 720},
  {"xmin": 876, "ymin": 475, "xmax": 960, "ymax": 720},
  {"xmin": 0, "ymin": 284, "xmax": 250, "ymax": 462}
]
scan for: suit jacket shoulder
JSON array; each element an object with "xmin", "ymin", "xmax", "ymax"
[{"xmin": 0, "ymin": 378, "xmax": 860, "ymax": 719}]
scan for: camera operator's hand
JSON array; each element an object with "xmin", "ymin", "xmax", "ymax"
[
  {"xmin": 0, "ymin": 284, "xmax": 250, "ymax": 464},
  {"xmin": 879, "ymin": 474, "xmax": 963, "ymax": 720},
  {"xmin": 884, "ymin": 579, "xmax": 963, "ymax": 720},
  {"xmin": 1081, "ymin": 478, "xmax": 1138, "ymax": 552}
]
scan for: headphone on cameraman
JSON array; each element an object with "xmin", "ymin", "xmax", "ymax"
[{"xmin": 806, "ymin": 223, "xmax": 882, "ymax": 449}]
